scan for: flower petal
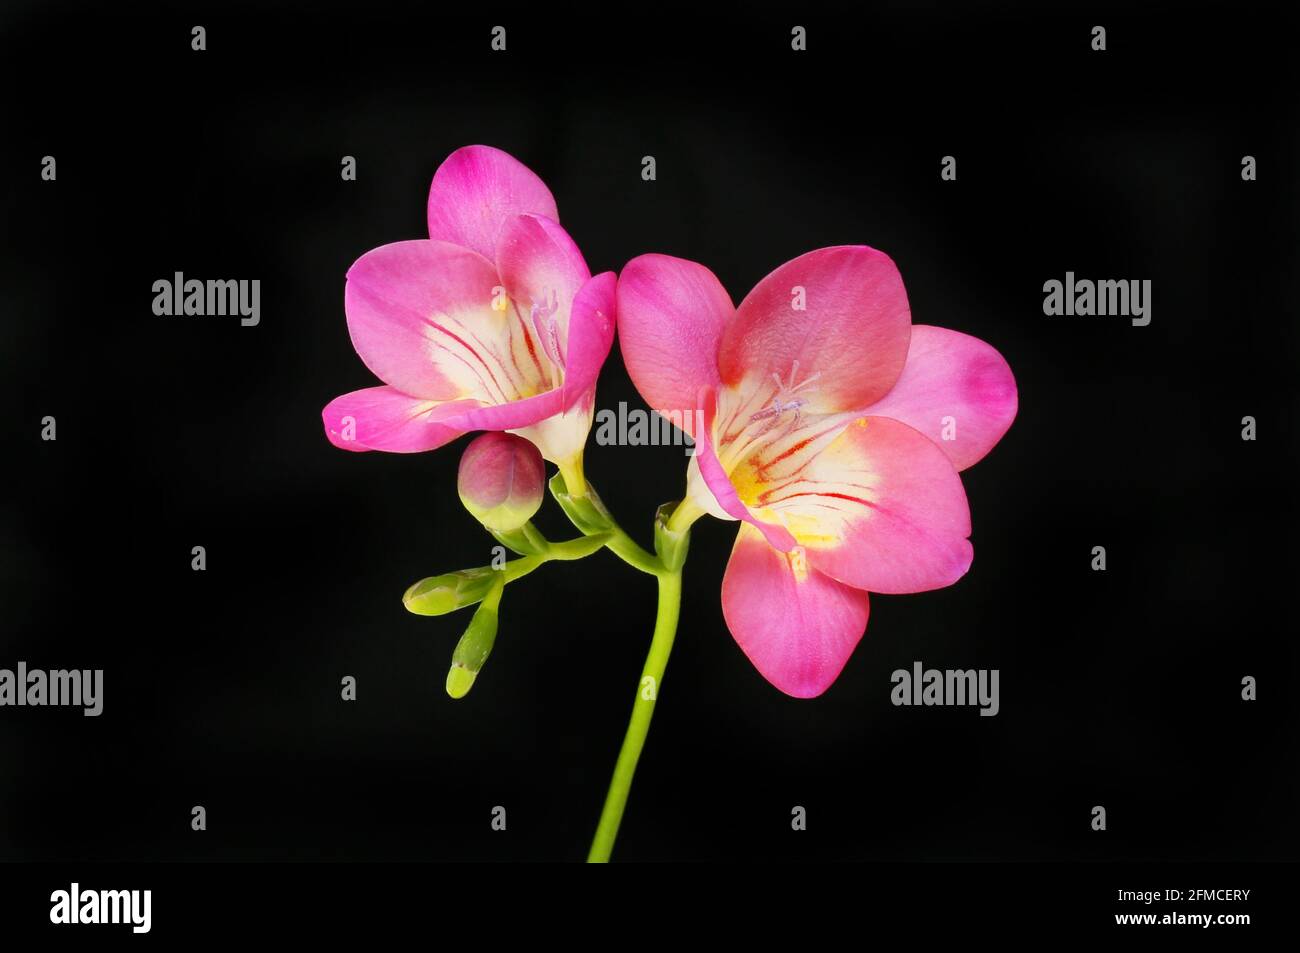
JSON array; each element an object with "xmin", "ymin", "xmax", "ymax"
[
  {"xmin": 558, "ymin": 270, "xmax": 617, "ymax": 401},
  {"xmin": 719, "ymin": 246, "xmax": 911, "ymax": 413},
  {"xmin": 861, "ymin": 325, "xmax": 1017, "ymax": 470},
  {"xmin": 439, "ymin": 272, "xmax": 616, "ymax": 439},
  {"xmin": 770, "ymin": 416, "xmax": 973, "ymax": 595},
  {"xmin": 494, "ymin": 214, "xmax": 591, "ymax": 369},
  {"xmin": 322, "ymin": 386, "xmax": 474, "ymax": 453},
  {"xmin": 426, "ymin": 145, "xmax": 559, "ymax": 261},
  {"xmin": 345, "ymin": 240, "xmax": 526, "ymax": 402},
  {"xmin": 509, "ymin": 391, "xmax": 597, "ymax": 466},
  {"xmin": 615, "ymin": 254, "xmax": 733, "ymax": 438},
  {"xmin": 722, "ymin": 524, "xmax": 870, "ymax": 698},
  {"xmin": 688, "ymin": 389, "xmax": 798, "ymax": 551}
]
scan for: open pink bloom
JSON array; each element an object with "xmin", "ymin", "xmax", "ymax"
[
  {"xmin": 616, "ymin": 247, "xmax": 1017, "ymax": 698},
  {"xmin": 322, "ymin": 145, "xmax": 616, "ymax": 467}
]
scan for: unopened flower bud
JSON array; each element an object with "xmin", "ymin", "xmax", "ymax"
[
  {"xmin": 403, "ymin": 567, "xmax": 497, "ymax": 616},
  {"xmin": 458, "ymin": 433, "xmax": 545, "ymax": 533},
  {"xmin": 446, "ymin": 582, "xmax": 503, "ymax": 699}
]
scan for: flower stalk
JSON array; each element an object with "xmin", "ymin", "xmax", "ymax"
[
  {"xmin": 549, "ymin": 472, "xmax": 664, "ymax": 576},
  {"xmin": 587, "ymin": 560, "xmax": 684, "ymax": 863}
]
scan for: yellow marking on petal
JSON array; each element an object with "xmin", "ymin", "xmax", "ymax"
[
  {"xmin": 783, "ymin": 511, "xmax": 842, "ymax": 549},
  {"xmin": 729, "ymin": 457, "xmax": 764, "ymax": 506},
  {"xmin": 788, "ymin": 546, "xmax": 809, "ymax": 582}
]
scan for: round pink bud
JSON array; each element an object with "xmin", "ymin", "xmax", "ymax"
[{"xmin": 457, "ymin": 433, "xmax": 546, "ymax": 533}]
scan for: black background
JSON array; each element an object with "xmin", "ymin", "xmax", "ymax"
[{"xmin": 2, "ymin": 2, "xmax": 1297, "ymax": 866}]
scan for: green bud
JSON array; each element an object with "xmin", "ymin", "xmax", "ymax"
[
  {"xmin": 402, "ymin": 567, "xmax": 497, "ymax": 616},
  {"xmin": 446, "ymin": 665, "xmax": 478, "ymax": 699},
  {"xmin": 445, "ymin": 581, "xmax": 502, "ymax": 699}
]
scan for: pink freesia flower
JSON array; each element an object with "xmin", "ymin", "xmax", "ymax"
[
  {"xmin": 322, "ymin": 145, "xmax": 616, "ymax": 470},
  {"xmin": 616, "ymin": 247, "xmax": 1017, "ymax": 698}
]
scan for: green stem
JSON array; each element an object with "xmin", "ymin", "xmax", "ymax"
[
  {"xmin": 501, "ymin": 533, "xmax": 609, "ymax": 584},
  {"xmin": 587, "ymin": 568, "xmax": 683, "ymax": 862},
  {"xmin": 549, "ymin": 473, "xmax": 664, "ymax": 576},
  {"xmin": 543, "ymin": 533, "xmax": 613, "ymax": 561},
  {"xmin": 603, "ymin": 525, "xmax": 667, "ymax": 576}
]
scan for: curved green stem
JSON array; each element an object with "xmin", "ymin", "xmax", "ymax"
[
  {"xmin": 549, "ymin": 473, "xmax": 664, "ymax": 575},
  {"xmin": 501, "ymin": 532, "xmax": 610, "ymax": 583},
  {"xmin": 587, "ymin": 568, "xmax": 683, "ymax": 862},
  {"xmin": 542, "ymin": 533, "xmax": 613, "ymax": 561},
  {"xmin": 603, "ymin": 525, "xmax": 667, "ymax": 575}
]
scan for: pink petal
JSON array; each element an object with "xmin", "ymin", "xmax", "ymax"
[
  {"xmin": 692, "ymin": 389, "xmax": 798, "ymax": 551},
  {"xmin": 719, "ymin": 246, "xmax": 912, "ymax": 413},
  {"xmin": 426, "ymin": 145, "xmax": 559, "ymax": 261},
  {"xmin": 322, "ymin": 387, "xmax": 474, "ymax": 453},
  {"xmin": 557, "ymin": 271, "xmax": 617, "ymax": 401},
  {"xmin": 860, "ymin": 325, "xmax": 1017, "ymax": 471},
  {"xmin": 722, "ymin": 524, "xmax": 870, "ymax": 698},
  {"xmin": 615, "ymin": 254, "xmax": 733, "ymax": 438},
  {"xmin": 494, "ymin": 214, "xmax": 591, "ymax": 368},
  {"xmin": 777, "ymin": 416, "xmax": 973, "ymax": 595},
  {"xmin": 440, "ymin": 272, "xmax": 616, "ymax": 432},
  {"xmin": 345, "ymin": 240, "xmax": 508, "ymax": 401}
]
